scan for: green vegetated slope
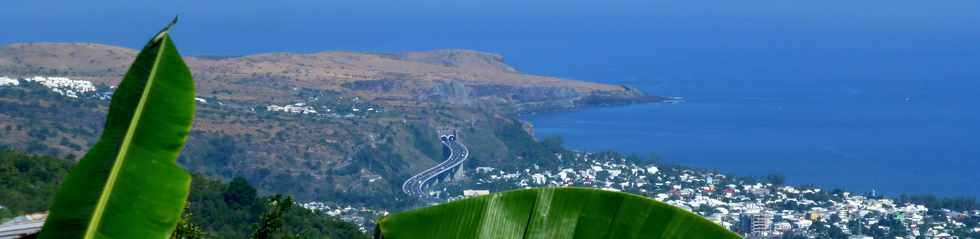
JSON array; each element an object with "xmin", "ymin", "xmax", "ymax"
[
  {"xmin": 0, "ymin": 150, "xmax": 369, "ymax": 239},
  {"xmin": 0, "ymin": 51, "xmax": 598, "ymax": 209},
  {"xmin": 0, "ymin": 89, "xmax": 553, "ymax": 208},
  {"xmin": 0, "ymin": 150, "xmax": 73, "ymax": 219}
]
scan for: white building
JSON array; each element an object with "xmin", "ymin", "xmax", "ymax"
[
  {"xmin": 531, "ymin": 174, "xmax": 547, "ymax": 185},
  {"xmin": 23, "ymin": 76, "xmax": 97, "ymax": 98},
  {"xmin": 267, "ymin": 103, "xmax": 318, "ymax": 114},
  {"xmin": 646, "ymin": 166, "xmax": 659, "ymax": 175},
  {"xmin": 463, "ymin": 190, "xmax": 490, "ymax": 197},
  {"xmin": 0, "ymin": 77, "xmax": 18, "ymax": 87}
]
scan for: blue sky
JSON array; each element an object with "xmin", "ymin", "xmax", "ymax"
[
  {"xmin": 2, "ymin": 0, "xmax": 979, "ymax": 81},
  {"xmin": 4, "ymin": 0, "xmax": 978, "ymax": 51}
]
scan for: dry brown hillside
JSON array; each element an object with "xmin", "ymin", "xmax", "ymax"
[{"xmin": 0, "ymin": 43, "xmax": 648, "ymax": 110}]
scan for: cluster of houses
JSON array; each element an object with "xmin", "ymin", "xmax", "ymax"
[
  {"xmin": 0, "ymin": 77, "xmax": 19, "ymax": 87},
  {"xmin": 265, "ymin": 101, "xmax": 382, "ymax": 118},
  {"xmin": 1, "ymin": 76, "xmax": 107, "ymax": 100},
  {"xmin": 298, "ymin": 201, "xmax": 389, "ymax": 233},
  {"xmin": 266, "ymin": 102, "xmax": 319, "ymax": 114},
  {"xmin": 450, "ymin": 152, "xmax": 979, "ymax": 238},
  {"xmin": 18, "ymin": 76, "xmax": 97, "ymax": 98}
]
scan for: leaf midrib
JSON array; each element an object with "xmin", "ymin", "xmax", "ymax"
[{"xmin": 83, "ymin": 33, "xmax": 170, "ymax": 239}]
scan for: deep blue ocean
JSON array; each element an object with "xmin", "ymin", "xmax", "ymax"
[
  {"xmin": 525, "ymin": 75, "xmax": 980, "ymax": 197},
  {"xmin": 3, "ymin": 0, "xmax": 979, "ymax": 196}
]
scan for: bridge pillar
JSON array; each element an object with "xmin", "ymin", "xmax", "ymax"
[{"xmin": 452, "ymin": 162, "xmax": 466, "ymax": 181}]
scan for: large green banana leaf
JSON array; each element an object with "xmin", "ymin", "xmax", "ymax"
[
  {"xmin": 38, "ymin": 19, "xmax": 195, "ymax": 239},
  {"xmin": 375, "ymin": 188, "xmax": 741, "ymax": 239}
]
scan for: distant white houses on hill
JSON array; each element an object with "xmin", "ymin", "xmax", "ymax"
[
  {"xmin": 0, "ymin": 77, "xmax": 19, "ymax": 87},
  {"xmin": 23, "ymin": 76, "xmax": 97, "ymax": 98},
  {"xmin": 266, "ymin": 103, "xmax": 318, "ymax": 114}
]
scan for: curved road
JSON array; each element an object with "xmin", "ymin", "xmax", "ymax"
[{"xmin": 402, "ymin": 137, "xmax": 469, "ymax": 199}]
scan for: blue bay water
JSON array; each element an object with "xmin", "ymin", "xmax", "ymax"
[{"xmin": 525, "ymin": 77, "xmax": 980, "ymax": 197}]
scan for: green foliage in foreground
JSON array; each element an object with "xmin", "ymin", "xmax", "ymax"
[
  {"xmin": 182, "ymin": 175, "xmax": 369, "ymax": 239},
  {"xmin": 171, "ymin": 213, "xmax": 208, "ymax": 239},
  {"xmin": 0, "ymin": 150, "xmax": 369, "ymax": 239},
  {"xmin": 39, "ymin": 18, "xmax": 196, "ymax": 239},
  {"xmin": 0, "ymin": 150, "xmax": 73, "ymax": 219},
  {"xmin": 251, "ymin": 195, "xmax": 293, "ymax": 239},
  {"xmin": 375, "ymin": 187, "xmax": 741, "ymax": 239}
]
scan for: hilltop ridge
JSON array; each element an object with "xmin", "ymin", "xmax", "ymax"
[
  {"xmin": 0, "ymin": 43, "xmax": 653, "ymax": 111},
  {"xmin": 396, "ymin": 49, "xmax": 517, "ymax": 72}
]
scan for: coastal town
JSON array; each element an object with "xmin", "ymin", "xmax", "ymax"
[
  {"xmin": 434, "ymin": 152, "xmax": 980, "ymax": 238},
  {"xmin": 3, "ymin": 75, "xmax": 979, "ymax": 238},
  {"xmin": 298, "ymin": 149, "xmax": 980, "ymax": 238}
]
